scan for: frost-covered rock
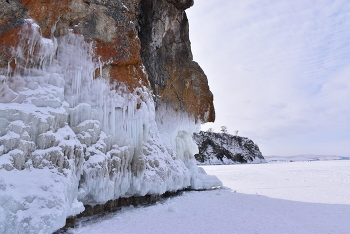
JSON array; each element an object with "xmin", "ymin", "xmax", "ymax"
[
  {"xmin": 193, "ymin": 131, "xmax": 265, "ymax": 165},
  {"xmin": 0, "ymin": 2, "xmax": 221, "ymax": 233}
]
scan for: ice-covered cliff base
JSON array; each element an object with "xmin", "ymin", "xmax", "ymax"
[{"xmin": 0, "ymin": 21, "xmax": 221, "ymax": 234}]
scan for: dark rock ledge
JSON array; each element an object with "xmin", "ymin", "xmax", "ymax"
[{"xmin": 54, "ymin": 186, "xmax": 220, "ymax": 232}]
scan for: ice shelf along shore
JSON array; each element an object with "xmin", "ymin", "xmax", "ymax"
[{"xmin": 0, "ymin": 20, "xmax": 222, "ymax": 234}]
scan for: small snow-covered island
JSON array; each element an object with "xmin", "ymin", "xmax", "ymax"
[
  {"xmin": 0, "ymin": 0, "xmax": 222, "ymax": 233},
  {"xmin": 193, "ymin": 130, "xmax": 265, "ymax": 165}
]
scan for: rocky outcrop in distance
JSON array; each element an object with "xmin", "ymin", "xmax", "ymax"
[
  {"xmin": 0, "ymin": 0, "xmax": 220, "ymax": 233},
  {"xmin": 193, "ymin": 131, "xmax": 265, "ymax": 164}
]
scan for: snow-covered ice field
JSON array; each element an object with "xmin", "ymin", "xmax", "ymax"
[{"xmin": 64, "ymin": 160, "xmax": 350, "ymax": 234}]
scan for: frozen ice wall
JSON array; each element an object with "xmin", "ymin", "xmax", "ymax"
[{"xmin": 0, "ymin": 20, "xmax": 221, "ymax": 233}]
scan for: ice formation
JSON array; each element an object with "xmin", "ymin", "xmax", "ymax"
[{"xmin": 0, "ymin": 20, "xmax": 221, "ymax": 233}]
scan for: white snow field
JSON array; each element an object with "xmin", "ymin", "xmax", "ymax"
[
  {"xmin": 65, "ymin": 160, "xmax": 350, "ymax": 234},
  {"xmin": 264, "ymin": 154, "xmax": 350, "ymax": 162}
]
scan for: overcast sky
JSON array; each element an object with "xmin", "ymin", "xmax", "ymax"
[{"xmin": 187, "ymin": 0, "xmax": 350, "ymax": 157}]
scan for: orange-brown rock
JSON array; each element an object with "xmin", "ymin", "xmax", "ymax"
[
  {"xmin": 17, "ymin": 0, "xmax": 71, "ymax": 38},
  {"xmin": 0, "ymin": 0, "xmax": 215, "ymax": 123},
  {"xmin": 139, "ymin": 0, "xmax": 215, "ymax": 122},
  {"xmin": 0, "ymin": 1, "xmax": 27, "ymax": 67}
]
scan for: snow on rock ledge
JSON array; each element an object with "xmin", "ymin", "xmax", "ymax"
[{"xmin": 0, "ymin": 18, "xmax": 221, "ymax": 234}]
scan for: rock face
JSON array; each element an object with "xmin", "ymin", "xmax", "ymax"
[
  {"xmin": 193, "ymin": 131, "xmax": 265, "ymax": 164},
  {"xmin": 0, "ymin": 1, "xmax": 220, "ymax": 233},
  {"xmin": 138, "ymin": 0, "xmax": 214, "ymax": 122}
]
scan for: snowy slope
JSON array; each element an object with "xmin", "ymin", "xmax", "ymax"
[
  {"xmin": 193, "ymin": 131, "xmax": 265, "ymax": 164},
  {"xmin": 0, "ymin": 20, "xmax": 221, "ymax": 234},
  {"xmin": 63, "ymin": 160, "xmax": 350, "ymax": 234}
]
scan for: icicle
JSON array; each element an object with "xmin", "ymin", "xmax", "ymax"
[{"xmin": 6, "ymin": 61, "xmax": 11, "ymax": 78}]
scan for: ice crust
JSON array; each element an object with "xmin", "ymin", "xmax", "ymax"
[{"xmin": 0, "ymin": 20, "xmax": 221, "ymax": 233}]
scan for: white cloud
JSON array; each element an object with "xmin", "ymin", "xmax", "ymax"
[{"xmin": 187, "ymin": 0, "xmax": 350, "ymax": 156}]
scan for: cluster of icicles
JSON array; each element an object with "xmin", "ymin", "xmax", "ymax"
[{"xmin": 0, "ymin": 19, "xmax": 221, "ymax": 234}]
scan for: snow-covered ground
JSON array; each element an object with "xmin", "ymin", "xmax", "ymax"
[
  {"xmin": 63, "ymin": 160, "xmax": 350, "ymax": 234},
  {"xmin": 264, "ymin": 154, "xmax": 350, "ymax": 162}
]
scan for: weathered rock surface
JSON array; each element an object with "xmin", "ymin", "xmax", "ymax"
[
  {"xmin": 193, "ymin": 131, "xmax": 266, "ymax": 164},
  {"xmin": 138, "ymin": 0, "xmax": 214, "ymax": 122},
  {"xmin": 0, "ymin": 0, "xmax": 148, "ymax": 89}
]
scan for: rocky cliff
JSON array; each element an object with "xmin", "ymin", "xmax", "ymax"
[
  {"xmin": 193, "ymin": 131, "xmax": 265, "ymax": 164},
  {"xmin": 0, "ymin": 0, "xmax": 214, "ymax": 120},
  {"xmin": 138, "ymin": 0, "xmax": 214, "ymax": 122},
  {"xmin": 0, "ymin": 1, "xmax": 220, "ymax": 233}
]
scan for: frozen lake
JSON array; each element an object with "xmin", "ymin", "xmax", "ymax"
[{"xmin": 65, "ymin": 160, "xmax": 350, "ymax": 234}]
